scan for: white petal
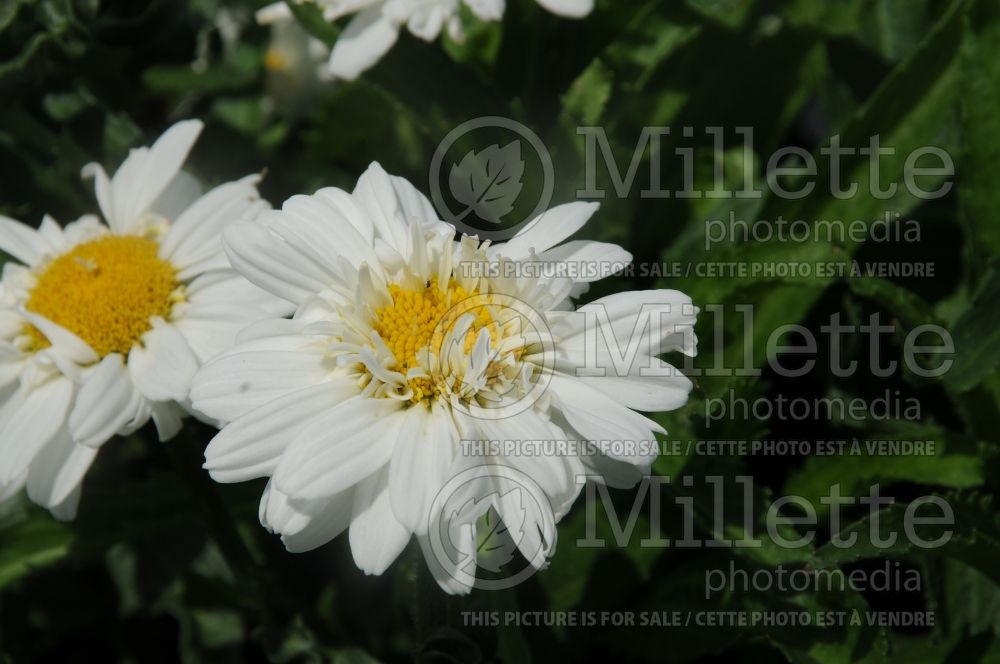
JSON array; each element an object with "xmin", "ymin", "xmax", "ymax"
[
  {"xmin": 388, "ymin": 172, "xmax": 441, "ymax": 228},
  {"xmin": 19, "ymin": 310, "xmax": 98, "ymax": 367},
  {"xmin": 274, "ymin": 399, "xmax": 405, "ymax": 501},
  {"xmin": 327, "ymin": 8, "xmax": 400, "ymax": 81},
  {"xmin": 465, "ymin": 0, "xmax": 504, "ymax": 20},
  {"xmin": 0, "ymin": 469, "xmax": 27, "ymax": 502},
  {"xmin": 26, "ymin": 424, "xmax": 98, "ymax": 512},
  {"xmin": 150, "ymin": 170, "xmax": 203, "ymax": 221},
  {"xmin": 256, "ymin": 2, "xmax": 292, "ymax": 24},
  {"xmin": 37, "ymin": 215, "xmax": 67, "ymax": 251},
  {"xmin": 555, "ymin": 288, "xmax": 697, "ymax": 358},
  {"xmin": 128, "ymin": 322, "xmax": 200, "ymax": 403},
  {"xmin": 389, "ymin": 401, "xmax": 458, "ymax": 534},
  {"xmin": 313, "ymin": 186, "xmax": 375, "ymax": 243},
  {"xmin": 91, "ymin": 120, "xmax": 204, "ymax": 233},
  {"xmin": 417, "ymin": 526, "xmax": 476, "ymax": 595},
  {"xmin": 0, "ymin": 377, "xmax": 74, "ymax": 483},
  {"xmin": 61, "ymin": 214, "xmax": 108, "ymax": 246},
  {"xmin": 549, "ymin": 373, "xmax": 662, "ymax": 467},
  {"xmin": 259, "ymin": 480, "xmax": 311, "ymax": 535},
  {"xmin": 473, "ymin": 408, "xmax": 575, "ymax": 501},
  {"xmin": 151, "ymin": 401, "xmax": 185, "ymax": 441},
  {"xmin": 493, "ymin": 202, "xmax": 599, "ymax": 260},
  {"xmin": 496, "ymin": 470, "xmax": 557, "ymax": 569},
  {"xmin": 349, "ymin": 467, "xmax": 410, "ymax": 575},
  {"xmin": 177, "ymin": 272, "xmax": 292, "ymax": 362},
  {"xmin": 81, "ymin": 163, "xmax": 116, "ymax": 231},
  {"xmin": 69, "ymin": 354, "xmax": 147, "ymax": 448},
  {"xmin": 279, "ymin": 193, "xmax": 380, "ymax": 269},
  {"xmin": 0, "ymin": 215, "xmax": 50, "ymax": 266},
  {"xmin": 0, "ymin": 311, "xmax": 24, "ymax": 339},
  {"xmin": 281, "ymin": 490, "xmax": 354, "ymax": 553},
  {"xmin": 577, "ymin": 359, "xmax": 692, "ymax": 412},
  {"xmin": 159, "ymin": 175, "xmax": 267, "ymax": 272},
  {"xmin": 321, "ymin": 0, "xmax": 383, "ymax": 22},
  {"xmin": 535, "ymin": 240, "xmax": 632, "ymax": 283},
  {"xmin": 405, "ymin": 5, "xmax": 450, "ymax": 40},
  {"xmin": 185, "ymin": 269, "xmax": 292, "ymax": 314},
  {"xmin": 580, "ymin": 452, "xmax": 643, "ymax": 489},
  {"xmin": 204, "ymin": 380, "xmax": 355, "ymax": 483},
  {"xmin": 353, "ymin": 162, "xmax": 411, "ymax": 257},
  {"xmin": 174, "ymin": 302, "xmax": 284, "ymax": 365},
  {"xmin": 0, "ymin": 357, "xmax": 24, "ymax": 395},
  {"xmin": 190, "ymin": 347, "xmax": 331, "ymax": 423},
  {"xmin": 48, "ymin": 486, "xmax": 82, "ymax": 521},
  {"xmin": 534, "ymin": 0, "xmax": 593, "ymax": 18},
  {"xmin": 222, "ymin": 218, "xmax": 336, "ymax": 305}
]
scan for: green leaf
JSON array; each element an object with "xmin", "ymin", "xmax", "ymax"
[
  {"xmin": 857, "ymin": 0, "xmax": 933, "ymax": 61},
  {"xmin": 192, "ymin": 609, "xmax": 245, "ymax": 649},
  {"xmin": 561, "ymin": 57, "xmax": 613, "ymax": 125},
  {"xmin": 42, "ymin": 87, "xmax": 96, "ymax": 121},
  {"xmin": 691, "ymin": 0, "xmax": 968, "ymax": 382},
  {"xmin": 211, "ymin": 96, "xmax": 264, "ymax": 135},
  {"xmin": 539, "ymin": 496, "xmax": 661, "ymax": 612},
  {"xmin": 0, "ymin": 0, "xmax": 26, "ymax": 34},
  {"xmin": 0, "ymin": 500, "xmax": 74, "ymax": 588},
  {"xmin": 958, "ymin": 0, "xmax": 1000, "ymax": 272},
  {"xmin": 143, "ymin": 45, "xmax": 260, "ymax": 94},
  {"xmin": 943, "ymin": 267, "xmax": 1000, "ymax": 392},
  {"xmin": 784, "ymin": 424, "xmax": 984, "ymax": 515},
  {"xmin": 0, "ymin": 472, "xmax": 260, "ymax": 591},
  {"xmin": 811, "ymin": 491, "xmax": 1000, "ymax": 585},
  {"xmin": 847, "ymin": 276, "xmax": 941, "ymax": 335},
  {"xmin": 0, "ymin": 31, "xmax": 52, "ymax": 79},
  {"xmin": 941, "ymin": 559, "xmax": 1000, "ymax": 636},
  {"xmin": 285, "ymin": 0, "xmax": 340, "ymax": 47},
  {"xmin": 783, "ymin": 0, "xmax": 865, "ymax": 37},
  {"xmin": 685, "ymin": 0, "xmax": 754, "ymax": 30}
]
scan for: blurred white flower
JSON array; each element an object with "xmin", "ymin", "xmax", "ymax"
[
  {"xmin": 0, "ymin": 121, "xmax": 289, "ymax": 520},
  {"xmin": 262, "ymin": 10, "xmax": 334, "ymax": 115},
  {"xmin": 258, "ymin": 0, "xmax": 595, "ymax": 80},
  {"xmin": 191, "ymin": 162, "xmax": 696, "ymax": 592}
]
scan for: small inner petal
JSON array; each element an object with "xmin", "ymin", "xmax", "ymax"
[{"xmin": 373, "ymin": 278, "xmax": 498, "ymax": 402}]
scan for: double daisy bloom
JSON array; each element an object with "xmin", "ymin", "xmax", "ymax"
[{"xmin": 0, "ymin": 121, "xmax": 697, "ymax": 592}]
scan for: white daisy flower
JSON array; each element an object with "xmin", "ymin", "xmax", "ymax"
[
  {"xmin": 262, "ymin": 9, "xmax": 335, "ymax": 112},
  {"xmin": 0, "ymin": 120, "xmax": 289, "ymax": 520},
  {"xmin": 258, "ymin": 0, "xmax": 595, "ymax": 81},
  {"xmin": 191, "ymin": 162, "xmax": 697, "ymax": 592}
]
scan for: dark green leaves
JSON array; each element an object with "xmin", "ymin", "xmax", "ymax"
[{"xmin": 943, "ymin": 267, "xmax": 1000, "ymax": 392}]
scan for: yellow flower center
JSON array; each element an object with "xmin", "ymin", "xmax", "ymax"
[
  {"xmin": 374, "ymin": 278, "xmax": 498, "ymax": 402},
  {"xmin": 264, "ymin": 48, "xmax": 290, "ymax": 72},
  {"xmin": 26, "ymin": 235, "xmax": 180, "ymax": 357}
]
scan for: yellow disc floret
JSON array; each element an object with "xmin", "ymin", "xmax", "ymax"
[
  {"xmin": 374, "ymin": 278, "xmax": 498, "ymax": 401},
  {"xmin": 264, "ymin": 48, "xmax": 290, "ymax": 72},
  {"xmin": 26, "ymin": 235, "xmax": 180, "ymax": 357}
]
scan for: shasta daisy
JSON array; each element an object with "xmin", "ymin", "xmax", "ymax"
[
  {"xmin": 191, "ymin": 162, "xmax": 697, "ymax": 592},
  {"xmin": 0, "ymin": 120, "xmax": 288, "ymax": 519}
]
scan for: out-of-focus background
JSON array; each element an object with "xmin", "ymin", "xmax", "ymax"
[{"xmin": 2, "ymin": 0, "xmax": 1000, "ymax": 661}]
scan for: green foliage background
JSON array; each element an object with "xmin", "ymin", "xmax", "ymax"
[{"xmin": 2, "ymin": 0, "xmax": 1000, "ymax": 661}]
